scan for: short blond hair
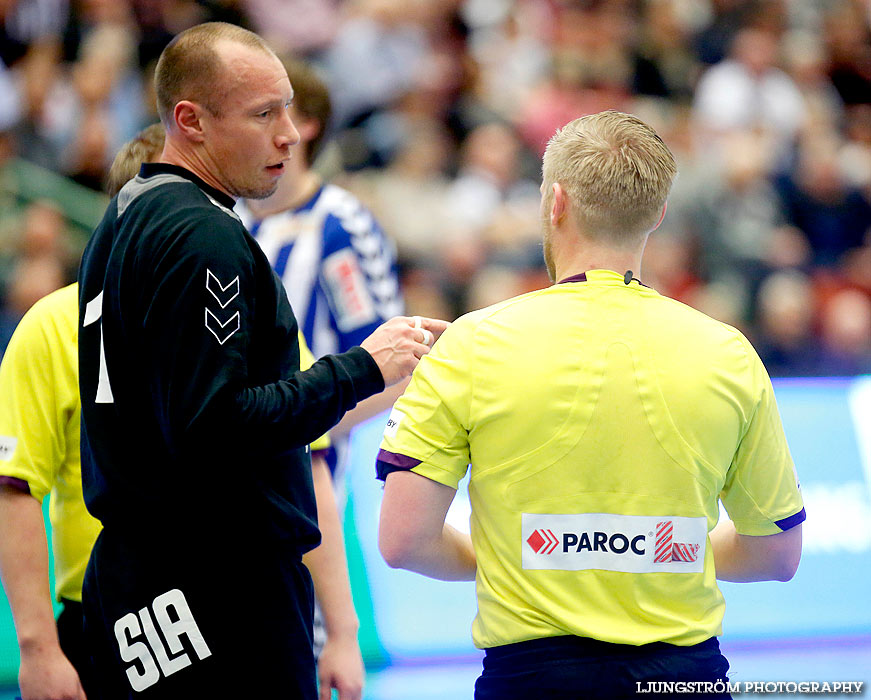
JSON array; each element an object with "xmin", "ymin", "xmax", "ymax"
[
  {"xmin": 542, "ymin": 111, "xmax": 677, "ymax": 242},
  {"xmin": 154, "ymin": 22, "xmax": 274, "ymax": 123},
  {"xmin": 105, "ymin": 123, "xmax": 166, "ymax": 196}
]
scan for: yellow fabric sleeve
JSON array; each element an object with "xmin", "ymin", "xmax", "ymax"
[
  {"xmin": 298, "ymin": 332, "xmax": 331, "ymax": 452},
  {"xmin": 720, "ymin": 338, "xmax": 804, "ymax": 535}
]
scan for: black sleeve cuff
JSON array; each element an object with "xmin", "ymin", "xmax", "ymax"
[{"xmin": 340, "ymin": 345, "xmax": 385, "ymax": 403}]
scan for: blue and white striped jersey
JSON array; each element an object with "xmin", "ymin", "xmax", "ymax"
[{"xmin": 237, "ymin": 183, "xmax": 403, "ymax": 358}]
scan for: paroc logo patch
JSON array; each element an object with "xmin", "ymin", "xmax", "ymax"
[
  {"xmin": 521, "ymin": 513, "xmax": 706, "ymax": 574},
  {"xmin": 653, "ymin": 520, "xmax": 700, "ymax": 563},
  {"xmin": 526, "ymin": 529, "xmax": 560, "ymax": 555}
]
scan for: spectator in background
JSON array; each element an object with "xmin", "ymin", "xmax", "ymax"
[
  {"xmin": 0, "ymin": 199, "xmax": 72, "ymax": 356},
  {"xmin": 321, "ymin": 0, "xmax": 428, "ymax": 130},
  {"xmin": 442, "ymin": 120, "xmax": 539, "ymax": 313},
  {"xmin": 242, "ymin": 0, "xmax": 340, "ymax": 58},
  {"xmin": 445, "ymin": 121, "xmax": 538, "ymax": 236},
  {"xmin": 9, "ymin": 42, "xmax": 63, "ymax": 171},
  {"xmin": 782, "ymin": 30, "xmax": 844, "ymax": 136},
  {"xmin": 689, "ymin": 131, "xmax": 804, "ymax": 315},
  {"xmin": 775, "ymin": 132, "xmax": 871, "ymax": 268},
  {"xmin": 818, "ymin": 288, "xmax": 871, "ymax": 376},
  {"xmin": 464, "ymin": 1, "xmax": 549, "ymax": 122},
  {"xmin": 635, "ymin": 0, "xmax": 700, "ymax": 101},
  {"xmin": 754, "ymin": 270, "xmax": 824, "ymax": 377},
  {"xmin": 693, "ymin": 26, "xmax": 806, "ymax": 163},
  {"xmin": 692, "ymin": 0, "xmax": 758, "ymax": 66},
  {"xmin": 0, "ymin": 0, "xmax": 67, "ymax": 67},
  {"xmin": 60, "ymin": 0, "xmax": 135, "ymax": 63},
  {"xmin": 0, "ymin": 256, "xmax": 65, "ymax": 358},
  {"xmin": 839, "ymin": 105, "xmax": 871, "ymax": 196},
  {"xmin": 824, "ymin": 1, "xmax": 871, "ymax": 107},
  {"xmin": 518, "ymin": 2, "xmax": 633, "ymax": 156},
  {"xmin": 50, "ymin": 24, "xmax": 147, "ymax": 189},
  {"xmin": 0, "ymin": 56, "xmax": 20, "ymax": 131},
  {"xmin": 344, "ymin": 119, "xmax": 453, "ymax": 269}
]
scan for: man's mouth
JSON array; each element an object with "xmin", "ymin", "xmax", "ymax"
[{"xmin": 266, "ymin": 161, "xmax": 286, "ymax": 174}]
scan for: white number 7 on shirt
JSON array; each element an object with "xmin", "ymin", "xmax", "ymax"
[{"xmin": 84, "ymin": 290, "xmax": 115, "ymax": 404}]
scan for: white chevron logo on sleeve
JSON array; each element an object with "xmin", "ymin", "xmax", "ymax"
[
  {"xmin": 205, "ymin": 308, "xmax": 240, "ymax": 345},
  {"xmin": 206, "ymin": 269, "xmax": 240, "ymax": 308}
]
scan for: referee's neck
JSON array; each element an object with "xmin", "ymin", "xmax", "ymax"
[{"xmin": 552, "ymin": 237, "xmax": 646, "ymax": 286}]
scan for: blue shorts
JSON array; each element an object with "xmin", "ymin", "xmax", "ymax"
[{"xmin": 475, "ymin": 635, "xmax": 731, "ymax": 700}]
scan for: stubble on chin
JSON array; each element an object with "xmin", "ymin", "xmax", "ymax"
[{"xmin": 230, "ymin": 179, "xmax": 280, "ymax": 200}]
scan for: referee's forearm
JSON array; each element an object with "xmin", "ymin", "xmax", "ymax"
[
  {"xmin": 710, "ymin": 519, "xmax": 802, "ymax": 582},
  {"xmin": 382, "ymin": 524, "xmax": 476, "ymax": 582},
  {"xmin": 0, "ymin": 488, "xmax": 58, "ymax": 651}
]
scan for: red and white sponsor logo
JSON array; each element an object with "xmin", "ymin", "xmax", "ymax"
[
  {"xmin": 653, "ymin": 520, "xmax": 700, "ymax": 563},
  {"xmin": 526, "ymin": 528, "xmax": 560, "ymax": 555},
  {"xmin": 323, "ymin": 249, "xmax": 377, "ymax": 332},
  {"xmin": 522, "ymin": 513, "xmax": 706, "ymax": 573}
]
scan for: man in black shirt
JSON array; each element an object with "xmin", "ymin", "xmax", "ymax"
[{"xmin": 77, "ymin": 22, "xmax": 445, "ymax": 700}]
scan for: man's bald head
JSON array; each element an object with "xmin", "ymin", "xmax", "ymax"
[{"xmin": 154, "ymin": 22, "xmax": 277, "ymax": 125}]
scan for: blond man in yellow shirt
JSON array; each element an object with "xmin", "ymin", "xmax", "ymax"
[{"xmin": 378, "ymin": 111, "xmax": 804, "ymax": 700}]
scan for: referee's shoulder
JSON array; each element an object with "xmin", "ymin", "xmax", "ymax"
[
  {"xmin": 652, "ymin": 292, "xmax": 757, "ymax": 358},
  {"xmin": 19, "ymin": 283, "xmax": 78, "ymax": 329},
  {"xmin": 447, "ymin": 287, "xmax": 555, "ymax": 337}
]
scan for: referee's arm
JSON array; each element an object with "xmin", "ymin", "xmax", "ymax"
[
  {"xmin": 379, "ymin": 470, "xmax": 476, "ymax": 581},
  {"xmin": 710, "ymin": 519, "xmax": 802, "ymax": 582}
]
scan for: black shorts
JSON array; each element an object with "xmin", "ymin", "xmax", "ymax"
[
  {"xmin": 83, "ymin": 527, "xmax": 316, "ymax": 700},
  {"xmin": 56, "ymin": 599, "xmax": 93, "ymax": 696},
  {"xmin": 475, "ymin": 635, "xmax": 731, "ymax": 700}
]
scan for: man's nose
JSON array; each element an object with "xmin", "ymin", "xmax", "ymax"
[{"xmin": 276, "ymin": 110, "xmax": 300, "ymax": 149}]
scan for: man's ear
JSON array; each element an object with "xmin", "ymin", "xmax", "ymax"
[
  {"xmin": 173, "ymin": 101, "xmax": 206, "ymax": 143},
  {"xmin": 652, "ymin": 202, "xmax": 667, "ymax": 232},
  {"xmin": 551, "ymin": 183, "xmax": 568, "ymax": 226}
]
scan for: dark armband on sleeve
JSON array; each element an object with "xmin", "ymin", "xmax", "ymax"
[
  {"xmin": 376, "ymin": 450, "xmax": 422, "ymax": 481},
  {"xmin": 775, "ymin": 508, "xmax": 806, "ymax": 532},
  {"xmin": 0, "ymin": 476, "xmax": 30, "ymax": 494}
]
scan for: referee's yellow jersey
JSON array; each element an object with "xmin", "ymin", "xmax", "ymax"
[
  {"xmin": 0, "ymin": 284, "xmax": 100, "ymax": 602},
  {"xmin": 0, "ymin": 284, "xmax": 328, "ymax": 603},
  {"xmin": 378, "ymin": 269, "xmax": 805, "ymax": 649}
]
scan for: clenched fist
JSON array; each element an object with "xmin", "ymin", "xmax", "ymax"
[{"xmin": 361, "ymin": 316, "xmax": 450, "ymax": 387}]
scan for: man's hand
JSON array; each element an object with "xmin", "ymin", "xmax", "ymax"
[
  {"xmin": 361, "ymin": 316, "xmax": 450, "ymax": 387},
  {"xmin": 317, "ymin": 633, "xmax": 364, "ymax": 700},
  {"xmin": 18, "ymin": 643, "xmax": 87, "ymax": 700}
]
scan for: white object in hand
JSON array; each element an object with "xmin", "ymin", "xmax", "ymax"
[{"xmin": 412, "ymin": 315, "xmax": 433, "ymax": 347}]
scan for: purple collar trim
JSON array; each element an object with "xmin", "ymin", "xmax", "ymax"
[
  {"xmin": 557, "ymin": 270, "xmax": 649, "ymax": 288},
  {"xmin": 558, "ymin": 272, "xmax": 588, "ymax": 284}
]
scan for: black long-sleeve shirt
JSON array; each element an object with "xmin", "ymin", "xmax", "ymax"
[{"xmin": 78, "ymin": 163, "xmax": 384, "ymax": 554}]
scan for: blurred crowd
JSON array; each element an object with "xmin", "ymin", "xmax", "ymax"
[{"xmin": 1, "ymin": 0, "xmax": 870, "ymax": 376}]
